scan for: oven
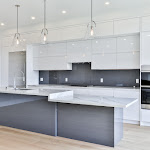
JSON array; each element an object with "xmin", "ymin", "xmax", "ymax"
[{"xmin": 141, "ymin": 88, "xmax": 150, "ymax": 110}]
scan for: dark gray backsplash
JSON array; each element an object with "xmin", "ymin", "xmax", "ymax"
[{"xmin": 39, "ymin": 63, "xmax": 140, "ymax": 87}]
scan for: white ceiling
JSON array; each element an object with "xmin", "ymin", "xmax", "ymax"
[{"xmin": 0, "ymin": 0, "xmax": 150, "ymax": 30}]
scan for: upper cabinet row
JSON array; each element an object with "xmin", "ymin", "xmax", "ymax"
[
  {"xmin": 32, "ymin": 34, "xmax": 140, "ymax": 70},
  {"xmin": 2, "ymin": 17, "xmax": 140, "ymax": 47}
]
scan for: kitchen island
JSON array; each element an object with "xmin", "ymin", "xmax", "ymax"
[{"xmin": 0, "ymin": 87, "xmax": 137, "ymax": 147}]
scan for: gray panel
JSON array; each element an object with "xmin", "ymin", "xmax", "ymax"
[
  {"xmin": 0, "ymin": 93, "xmax": 47, "ymax": 107},
  {"xmin": 0, "ymin": 96, "xmax": 56, "ymax": 136},
  {"xmin": 40, "ymin": 63, "xmax": 140, "ymax": 87},
  {"xmin": 57, "ymin": 103, "xmax": 115, "ymax": 147}
]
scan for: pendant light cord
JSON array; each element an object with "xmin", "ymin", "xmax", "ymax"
[
  {"xmin": 91, "ymin": 0, "xmax": 93, "ymax": 24},
  {"xmin": 44, "ymin": 0, "xmax": 46, "ymax": 29},
  {"xmin": 15, "ymin": 5, "xmax": 20, "ymax": 34}
]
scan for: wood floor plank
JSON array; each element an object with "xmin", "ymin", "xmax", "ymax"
[{"xmin": 0, "ymin": 124, "xmax": 149, "ymax": 150}]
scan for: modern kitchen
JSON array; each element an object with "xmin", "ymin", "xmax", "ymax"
[{"xmin": 0, "ymin": 0, "xmax": 150, "ymax": 150}]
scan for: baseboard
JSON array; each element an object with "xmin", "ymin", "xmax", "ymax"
[
  {"xmin": 140, "ymin": 122, "xmax": 150, "ymax": 127},
  {"xmin": 123, "ymin": 119, "xmax": 140, "ymax": 125}
]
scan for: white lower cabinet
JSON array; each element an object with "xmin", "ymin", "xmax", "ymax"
[
  {"xmin": 114, "ymin": 89, "xmax": 140, "ymax": 123},
  {"xmin": 92, "ymin": 53, "xmax": 116, "ymax": 70},
  {"xmin": 117, "ymin": 52, "xmax": 140, "ymax": 69},
  {"xmin": 33, "ymin": 56, "xmax": 72, "ymax": 70},
  {"xmin": 141, "ymin": 109, "xmax": 150, "ymax": 126}
]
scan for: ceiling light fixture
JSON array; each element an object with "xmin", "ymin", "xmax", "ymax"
[
  {"xmin": 105, "ymin": 2, "xmax": 110, "ymax": 5},
  {"xmin": 31, "ymin": 16, "xmax": 36, "ymax": 20},
  {"xmin": 1, "ymin": 23, "xmax": 5, "ymax": 26},
  {"xmin": 13, "ymin": 5, "xmax": 21, "ymax": 46},
  {"xmin": 85, "ymin": 0, "xmax": 96, "ymax": 39},
  {"xmin": 62, "ymin": 10, "xmax": 67, "ymax": 14},
  {"xmin": 41, "ymin": 0, "xmax": 48, "ymax": 44}
]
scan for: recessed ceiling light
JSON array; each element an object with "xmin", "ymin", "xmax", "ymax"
[
  {"xmin": 1, "ymin": 23, "xmax": 5, "ymax": 26},
  {"xmin": 105, "ymin": 1, "xmax": 110, "ymax": 5},
  {"xmin": 31, "ymin": 16, "xmax": 36, "ymax": 20},
  {"xmin": 62, "ymin": 10, "xmax": 67, "ymax": 14}
]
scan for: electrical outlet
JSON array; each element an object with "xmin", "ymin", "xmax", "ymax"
[
  {"xmin": 40, "ymin": 78, "xmax": 44, "ymax": 82},
  {"xmin": 100, "ymin": 78, "xmax": 103, "ymax": 83},
  {"xmin": 136, "ymin": 79, "xmax": 139, "ymax": 84},
  {"xmin": 65, "ymin": 78, "xmax": 68, "ymax": 82}
]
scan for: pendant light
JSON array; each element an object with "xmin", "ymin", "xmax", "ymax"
[
  {"xmin": 41, "ymin": 0, "xmax": 48, "ymax": 44},
  {"xmin": 85, "ymin": 0, "xmax": 96, "ymax": 39},
  {"xmin": 13, "ymin": 5, "xmax": 21, "ymax": 46}
]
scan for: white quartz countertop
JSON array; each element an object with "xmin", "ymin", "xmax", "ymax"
[
  {"xmin": 0, "ymin": 87, "xmax": 73, "ymax": 97},
  {"xmin": 29, "ymin": 84, "xmax": 140, "ymax": 91},
  {"xmin": 0, "ymin": 87, "xmax": 137, "ymax": 108},
  {"xmin": 48, "ymin": 94, "xmax": 138, "ymax": 108}
]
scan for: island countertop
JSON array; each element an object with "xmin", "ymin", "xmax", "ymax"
[
  {"xmin": 48, "ymin": 94, "xmax": 138, "ymax": 108},
  {"xmin": 0, "ymin": 87, "xmax": 137, "ymax": 108}
]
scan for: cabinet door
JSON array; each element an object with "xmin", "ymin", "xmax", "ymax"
[
  {"xmin": 141, "ymin": 32, "xmax": 150, "ymax": 65},
  {"xmin": 117, "ymin": 52, "xmax": 140, "ymax": 69},
  {"xmin": 48, "ymin": 42, "xmax": 66, "ymax": 56},
  {"xmin": 92, "ymin": 53, "xmax": 116, "ymax": 70},
  {"xmin": 33, "ymin": 56, "xmax": 70, "ymax": 70},
  {"xmin": 92, "ymin": 38, "xmax": 116, "ymax": 54},
  {"xmin": 114, "ymin": 89, "xmax": 140, "ymax": 122},
  {"xmin": 114, "ymin": 18, "xmax": 140, "ymax": 35},
  {"xmin": 117, "ymin": 35, "xmax": 140, "ymax": 53},
  {"xmin": 67, "ymin": 40, "xmax": 91, "ymax": 63},
  {"xmin": 96, "ymin": 21, "xmax": 113, "ymax": 36},
  {"xmin": 33, "ymin": 45, "xmax": 48, "ymax": 58}
]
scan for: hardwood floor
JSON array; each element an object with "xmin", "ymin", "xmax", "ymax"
[{"xmin": 0, "ymin": 124, "xmax": 149, "ymax": 150}]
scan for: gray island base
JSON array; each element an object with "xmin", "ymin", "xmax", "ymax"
[{"xmin": 0, "ymin": 89, "xmax": 137, "ymax": 147}]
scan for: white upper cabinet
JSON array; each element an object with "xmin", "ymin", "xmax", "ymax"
[
  {"xmin": 142, "ymin": 16, "xmax": 150, "ymax": 31},
  {"xmin": 117, "ymin": 35, "xmax": 140, "ymax": 53},
  {"xmin": 92, "ymin": 38, "xmax": 116, "ymax": 54},
  {"xmin": 48, "ymin": 42, "xmax": 66, "ymax": 56},
  {"xmin": 33, "ymin": 42, "xmax": 67, "ymax": 58},
  {"xmin": 117, "ymin": 52, "xmax": 140, "ymax": 69},
  {"xmin": 141, "ymin": 32, "xmax": 150, "ymax": 65},
  {"xmin": 33, "ymin": 45, "xmax": 48, "ymax": 58},
  {"xmin": 95, "ymin": 21, "xmax": 114, "ymax": 36},
  {"xmin": 67, "ymin": 40, "xmax": 92, "ymax": 63},
  {"xmin": 92, "ymin": 53, "xmax": 117, "ymax": 70},
  {"xmin": 114, "ymin": 18, "xmax": 140, "ymax": 35},
  {"xmin": 33, "ymin": 56, "xmax": 72, "ymax": 71}
]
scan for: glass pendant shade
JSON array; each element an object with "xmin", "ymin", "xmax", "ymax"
[
  {"xmin": 13, "ymin": 33, "xmax": 21, "ymax": 46},
  {"xmin": 41, "ymin": 28, "xmax": 48, "ymax": 44},
  {"xmin": 85, "ymin": 21, "xmax": 96, "ymax": 39}
]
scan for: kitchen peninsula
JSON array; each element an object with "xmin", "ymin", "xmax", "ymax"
[{"xmin": 0, "ymin": 87, "xmax": 137, "ymax": 147}]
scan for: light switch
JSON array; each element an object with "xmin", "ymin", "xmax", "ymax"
[
  {"xmin": 136, "ymin": 79, "xmax": 139, "ymax": 84},
  {"xmin": 65, "ymin": 78, "xmax": 68, "ymax": 82},
  {"xmin": 100, "ymin": 78, "xmax": 103, "ymax": 83},
  {"xmin": 40, "ymin": 78, "xmax": 44, "ymax": 82}
]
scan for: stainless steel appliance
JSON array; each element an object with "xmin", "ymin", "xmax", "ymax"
[{"xmin": 141, "ymin": 87, "xmax": 150, "ymax": 110}]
